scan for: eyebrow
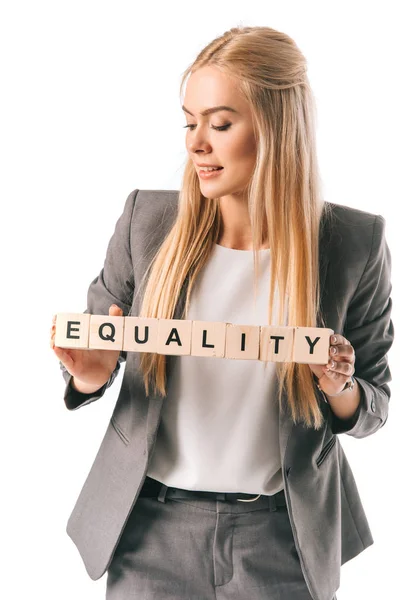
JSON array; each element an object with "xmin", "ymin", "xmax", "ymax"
[{"xmin": 181, "ymin": 105, "xmax": 239, "ymax": 117}]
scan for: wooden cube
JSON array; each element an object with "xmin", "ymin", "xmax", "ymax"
[
  {"xmin": 123, "ymin": 317, "xmax": 159, "ymax": 352},
  {"xmin": 89, "ymin": 314, "xmax": 125, "ymax": 351},
  {"xmin": 259, "ymin": 326, "xmax": 294, "ymax": 362},
  {"xmin": 292, "ymin": 326, "xmax": 334, "ymax": 364},
  {"xmin": 54, "ymin": 313, "xmax": 91, "ymax": 349},
  {"xmin": 157, "ymin": 319, "xmax": 193, "ymax": 355},
  {"xmin": 190, "ymin": 321, "xmax": 226, "ymax": 357},
  {"xmin": 225, "ymin": 323, "xmax": 260, "ymax": 360}
]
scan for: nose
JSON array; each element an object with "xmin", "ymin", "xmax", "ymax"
[{"xmin": 188, "ymin": 126, "xmax": 212, "ymax": 153}]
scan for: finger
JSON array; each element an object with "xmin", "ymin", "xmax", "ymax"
[
  {"xmin": 330, "ymin": 333, "xmax": 351, "ymax": 346},
  {"xmin": 320, "ymin": 368, "xmax": 350, "ymax": 393},
  {"xmin": 52, "ymin": 346, "xmax": 74, "ymax": 371},
  {"xmin": 50, "ymin": 327, "xmax": 58, "ymax": 348},
  {"xmin": 329, "ymin": 343, "xmax": 354, "ymax": 358},
  {"xmin": 109, "ymin": 304, "xmax": 124, "ymax": 315},
  {"xmin": 324, "ymin": 359, "xmax": 354, "ymax": 378}
]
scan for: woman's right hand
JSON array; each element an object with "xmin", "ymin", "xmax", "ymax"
[{"xmin": 50, "ymin": 304, "xmax": 124, "ymax": 389}]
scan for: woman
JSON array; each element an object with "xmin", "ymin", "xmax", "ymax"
[{"xmin": 51, "ymin": 25, "xmax": 393, "ymax": 600}]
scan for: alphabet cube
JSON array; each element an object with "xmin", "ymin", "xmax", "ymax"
[
  {"xmin": 292, "ymin": 326, "xmax": 334, "ymax": 364},
  {"xmin": 157, "ymin": 318, "xmax": 192, "ymax": 356},
  {"xmin": 89, "ymin": 314, "xmax": 125, "ymax": 351},
  {"xmin": 123, "ymin": 317, "xmax": 159, "ymax": 352},
  {"xmin": 225, "ymin": 323, "xmax": 260, "ymax": 360},
  {"xmin": 191, "ymin": 321, "xmax": 226, "ymax": 357},
  {"xmin": 54, "ymin": 313, "xmax": 91, "ymax": 349},
  {"xmin": 259, "ymin": 326, "xmax": 294, "ymax": 362}
]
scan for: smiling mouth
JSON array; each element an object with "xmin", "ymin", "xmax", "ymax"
[{"xmin": 198, "ymin": 166, "xmax": 224, "ymax": 172}]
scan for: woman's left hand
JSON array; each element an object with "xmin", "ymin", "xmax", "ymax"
[{"xmin": 308, "ymin": 333, "xmax": 355, "ymax": 396}]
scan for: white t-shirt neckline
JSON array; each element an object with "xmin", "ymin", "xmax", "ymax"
[{"xmin": 215, "ymin": 243, "xmax": 270, "ymax": 253}]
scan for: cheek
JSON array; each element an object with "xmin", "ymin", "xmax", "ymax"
[
  {"xmin": 243, "ymin": 131, "xmax": 258, "ymax": 156},
  {"xmin": 227, "ymin": 132, "xmax": 257, "ymax": 163}
]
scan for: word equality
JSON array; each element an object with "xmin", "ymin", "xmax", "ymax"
[{"xmin": 54, "ymin": 313, "xmax": 334, "ymax": 364}]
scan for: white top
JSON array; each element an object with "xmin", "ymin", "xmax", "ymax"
[{"xmin": 147, "ymin": 243, "xmax": 287, "ymax": 495}]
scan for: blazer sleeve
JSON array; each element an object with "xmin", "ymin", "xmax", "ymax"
[
  {"xmin": 328, "ymin": 214, "xmax": 394, "ymax": 437},
  {"xmin": 60, "ymin": 188, "xmax": 139, "ymax": 411}
]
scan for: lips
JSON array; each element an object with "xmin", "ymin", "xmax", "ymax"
[{"xmin": 196, "ymin": 164, "xmax": 223, "ymax": 168}]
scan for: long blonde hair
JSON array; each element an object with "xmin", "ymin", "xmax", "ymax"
[{"xmin": 132, "ymin": 25, "xmax": 332, "ymax": 429}]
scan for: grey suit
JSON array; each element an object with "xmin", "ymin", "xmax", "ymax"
[{"xmin": 59, "ymin": 189, "xmax": 393, "ymax": 600}]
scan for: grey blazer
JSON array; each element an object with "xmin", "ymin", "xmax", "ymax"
[{"xmin": 59, "ymin": 189, "xmax": 393, "ymax": 600}]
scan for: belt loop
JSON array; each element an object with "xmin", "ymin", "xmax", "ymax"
[
  {"xmin": 216, "ymin": 492, "xmax": 227, "ymax": 501},
  {"xmin": 157, "ymin": 484, "xmax": 168, "ymax": 503},
  {"xmin": 268, "ymin": 494, "xmax": 277, "ymax": 512}
]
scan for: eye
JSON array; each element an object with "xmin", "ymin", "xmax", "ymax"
[{"xmin": 183, "ymin": 123, "xmax": 231, "ymax": 131}]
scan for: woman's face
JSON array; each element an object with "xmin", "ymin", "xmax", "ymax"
[{"xmin": 183, "ymin": 66, "xmax": 257, "ymax": 199}]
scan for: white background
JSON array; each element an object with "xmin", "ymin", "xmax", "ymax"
[{"xmin": 1, "ymin": 1, "xmax": 399, "ymax": 598}]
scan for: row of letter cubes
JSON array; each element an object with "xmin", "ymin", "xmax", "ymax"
[{"xmin": 54, "ymin": 313, "xmax": 334, "ymax": 364}]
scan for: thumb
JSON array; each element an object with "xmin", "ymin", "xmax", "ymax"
[{"xmin": 109, "ymin": 304, "xmax": 124, "ymax": 316}]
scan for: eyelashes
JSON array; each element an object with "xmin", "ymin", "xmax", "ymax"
[{"xmin": 183, "ymin": 124, "xmax": 231, "ymax": 132}]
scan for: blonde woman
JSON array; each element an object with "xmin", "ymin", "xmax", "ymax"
[{"xmin": 51, "ymin": 25, "xmax": 393, "ymax": 600}]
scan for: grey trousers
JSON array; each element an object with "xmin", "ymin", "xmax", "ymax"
[{"xmin": 106, "ymin": 483, "xmax": 338, "ymax": 600}]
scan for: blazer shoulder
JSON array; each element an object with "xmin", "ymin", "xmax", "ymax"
[
  {"xmin": 127, "ymin": 189, "xmax": 180, "ymax": 254},
  {"xmin": 135, "ymin": 189, "xmax": 179, "ymax": 206},
  {"xmin": 131, "ymin": 188, "xmax": 179, "ymax": 222},
  {"xmin": 322, "ymin": 201, "xmax": 386, "ymax": 249},
  {"xmin": 324, "ymin": 200, "xmax": 384, "ymax": 227}
]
